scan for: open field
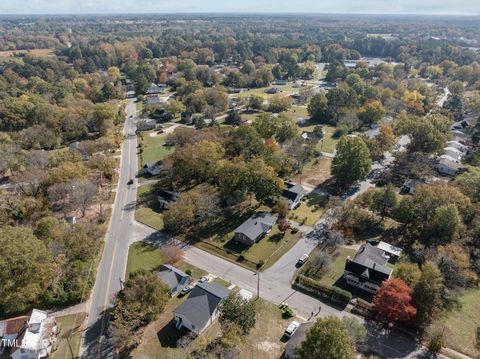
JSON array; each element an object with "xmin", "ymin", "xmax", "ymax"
[
  {"xmin": 51, "ymin": 313, "xmax": 86, "ymax": 359},
  {"xmin": 135, "ymin": 183, "xmax": 165, "ymax": 230},
  {"xmin": 0, "ymin": 48, "xmax": 54, "ymax": 58},
  {"xmin": 288, "ymin": 193, "xmax": 328, "ymax": 227},
  {"xmin": 138, "ymin": 130, "xmax": 173, "ymax": 168},
  {"xmin": 131, "ymin": 297, "xmax": 291, "ymax": 359}
]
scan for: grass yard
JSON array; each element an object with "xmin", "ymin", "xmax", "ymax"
[
  {"xmin": 135, "ymin": 183, "xmax": 165, "ymax": 230},
  {"xmin": 51, "ymin": 313, "xmax": 86, "ymax": 359},
  {"xmin": 303, "ymin": 247, "xmax": 357, "ymax": 287},
  {"xmin": 432, "ymin": 289, "xmax": 480, "ymax": 357},
  {"xmin": 0, "ymin": 48, "xmax": 54, "ymax": 58},
  {"xmin": 136, "ymin": 99, "xmax": 144, "ymax": 113},
  {"xmin": 292, "ymin": 157, "xmax": 332, "ymax": 188},
  {"xmin": 126, "ymin": 241, "xmax": 164, "ymax": 275},
  {"xmin": 138, "ymin": 131, "xmax": 174, "ymax": 168},
  {"xmin": 288, "ymin": 193, "xmax": 328, "ymax": 227},
  {"xmin": 283, "ymin": 105, "xmax": 309, "ymax": 120},
  {"xmin": 237, "ymin": 83, "xmax": 297, "ymax": 100},
  {"xmin": 131, "ymin": 298, "xmax": 291, "ymax": 359}
]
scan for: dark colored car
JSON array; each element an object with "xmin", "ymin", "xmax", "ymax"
[{"xmin": 127, "ymin": 179, "xmax": 134, "ymax": 185}]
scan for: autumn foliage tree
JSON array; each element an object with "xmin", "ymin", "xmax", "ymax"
[
  {"xmin": 162, "ymin": 245, "xmax": 184, "ymax": 265},
  {"xmin": 373, "ymin": 278, "xmax": 416, "ymax": 323}
]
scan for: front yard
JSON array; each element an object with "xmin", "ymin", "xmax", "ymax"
[
  {"xmin": 135, "ymin": 183, "xmax": 165, "ymax": 231},
  {"xmin": 288, "ymin": 193, "xmax": 328, "ymax": 227},
  {"xmin": 131, "ymin": 298, "xmax": 292, "ymax": 359},
  {"xmin": 138, "ymin": 130, "xmax": 174, "ymax": 169}
]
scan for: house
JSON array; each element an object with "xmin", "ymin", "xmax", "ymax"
[
  {"xmin": 282, "ymin": 182, "xmax": 307, "ymax": 209},
  {"xmin": 173, "ymin": 282, "xmax": 230, "ymax": 335},
  {"xmin": 344, "ymin": 241, "xmax": 402, "ymax": 294},
  {"xmin": 234, "ymin": 212, "xmax": 277, "ymax": 246},
  {"xmin": 443, "ymin": 147, "xmax": 463, "ymax": 161},
  {"xmin": 157, "ymin": 189, "xmax": 179, "ymax": 209},
  {"xmin": 284, "ymin": 322, "xmax": 314, "ymax": 359},
  {"xmin": 137, "ymin": 118, "xmax": 157, "ymax": 131},
  {"xmin": 446, "ymin": 140, "xmax": 469, "ymax": 154},
  {"xmin": 400, "ymin": 179, "xmax": 423, "ymax": 195},
  {"xmin": 157, "ymin": 264, "xmax": 191, "ymax": 296},
  {"xmin": 143, "ymin": 161, "xmax": 162, "ymax": 176},
  {"xmin": 7, "ymin": 309, "xmax": 57, "ymax": 359},
  {"xmin": 435, "ymin": 158, "xmax": 467, "ymax": 176},
  {"xmin": 296, "ymin": 117, "xmax": 308, "ymax": 126},
  {"xmin": 0, "ymin": 315, "xmax": 29, "ymax": 355},
  {"xmin": 300, "ymin": 131, "xmax": 318, "ymax": 144},
  {"xmin": 146, "ymin": 94, "xmax": 166, "ymax": 107},
  {"xmin": 274, "ymin": 79, "xmax": 289, "ymax": 85},
  {"xmin": 265, "ymin": 87, "xmax": 282, "ymax": 94},
  {"xmin": 146, "ymin": 83, "xmax": 165, "ymax": 95}
]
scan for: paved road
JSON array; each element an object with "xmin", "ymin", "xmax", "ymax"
[{"xmin": 81, "ymin": 98, "xmax": 139, "ymax": 358}]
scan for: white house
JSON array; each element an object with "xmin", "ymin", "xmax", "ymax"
[
  {"xmin": 173, "ymin": 282, "xmax": 229, "ymax": 335},
  {"xmin": 10, "ymin": 309, "xmax": 57, "ymax": 359},
  {"xmin": 435, "ymin": 158, "xmax": 466, "ymax": 176}
]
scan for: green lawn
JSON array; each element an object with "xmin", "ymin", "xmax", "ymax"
[
  {"xmin": 292, "ymin": 157, "xmax": 332, "ymax": 188},
  {"xmin": 432, "ymin": 289, "xmax": 480, "ymax": 357},
  {"xmin": 135, "ymin": 183, "xmax": 165, "ymax": 231},
  {"xmin": 237, "ymin": 83, "xmax": 297, "ymax": 100},
  {"xmin": 51, "ymin": 313, "xmax": 86, "ymax": 359},
  {"xmin": 126, "ymin": 241, "xmax": 164, "ymax": 276},
  {"xmin": 288, "ymin": 193, "xmax": 328, "ymax": 227},
  {"xmin": 303, "ymin": 247, "xmax": 357, "ymax": 287},
  {"xmin": 138, "ymin": 132, "xmax": 174, "ymax": 168},
  {"xmin": 136, "ymin": 100, "xmax": 144, "ymax": 113}
]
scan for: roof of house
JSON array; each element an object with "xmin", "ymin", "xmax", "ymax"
[
  {"xmin": 282, "ymin": 183, "xmax": 306, "ymax": 204},
  {"xmin": 0, "ymin": 315, "xmax": 29, "ymax": 337},
  {"xmin": 436, "ymin": 157, "xmax": 466, "ymax": 170},
  {"xmin": 158, "ymin": 189, "xmax": 179, "ymax": 202},
  {"xmin": 174, "ymin": 283, "xmax": 230, "ymax": 330},
  {"xmin": 146, "ymin": 95, "xmax": 162, "ymax": 105},
  {"xmin": 157, "ymin": 264, "xmax": 190, "ymax": 291},
  {"xmin": 402, "ymin": 179, "xmax": 422, "ymax": 190},
  {"xmin": 285, "ymin": 322, "xmax": 314, "ymax": 354},
  {"xmin": 368, "ymin": 240, "xmax": 403, "ymax": 258},
  {"xmin": 234, "ymin": 212, "xmax": 277, "ymax": 242},
  {"xmin": 12, "ymin": 309, "xmax": 56, "ymax": 355},
  {"xmin": 345, "ymin": 243, "xmax": 392, "ymax": 284}
]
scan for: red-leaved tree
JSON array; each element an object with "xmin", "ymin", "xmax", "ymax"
[{"xmin": 373, "ymin": 278, "xmax": 416, "ymax": 323}]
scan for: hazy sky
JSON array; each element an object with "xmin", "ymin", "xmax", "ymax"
[{"xmin": 1, "ymin": 0, "xmax": 479, "ymax": 15}]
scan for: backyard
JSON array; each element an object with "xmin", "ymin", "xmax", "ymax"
[
  {"xmin": 288, "ymin": 193, "xmax": 329, "ymax": 227},
  {"xmin": 51, "ymin": 313, "xmax": 86, "ymax": 359},
  {"xmin": 432, "ymin": 289, "xmax": 480, "ymax": 357},
  {"xmin": 292, "ymin": 156, "xmax": 332, "ymax": 188}
]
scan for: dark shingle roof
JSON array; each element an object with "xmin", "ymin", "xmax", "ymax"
[
  {"xmin": 234, "ymin": 212, "xmax": 277, "ymax": 242},
  {"xmin": 174, "ymin": 283, "xmax": 230, "ymax": 330},
  {"xmin": 156, "ymin": 264, "xmax": 189, "ymax": 291},
  {"xmin": 282, "ymin": 183, "xmax": 306, "ymax": 205},
  {"xmin": 345, "ymin": 243, "xmax": 392, "ymax": 284}
]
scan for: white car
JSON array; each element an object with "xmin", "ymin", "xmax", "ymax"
[
  {"xmin": 284, "ymin": 321, "xmax": 300, "ymax": 338},
  {"xmin": 297, "ymin": 254, "xmax": 309, "ymax": 266},
  {"xmin": 198, "ymin": 276, "xmax": 209, "ymax": 283}
]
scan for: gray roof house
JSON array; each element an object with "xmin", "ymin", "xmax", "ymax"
[
  {"xmin": 400, "ymin": 179, "xmax": 423, "ymax": 195},
  {"xmin": 137, "ymin": 118, "xmax": 157, "ymax": 131},
  {"xmin": 173, "ymin": 282, "xmax": 230, "ymax": 335},
  {"xmin": 157, "ymin": 264, "xmax": 191, "ymax": 296},
  {"xmin": 234, "ymin": 212, "xmax": 277, "ymax": 246},
  {"xmin": 146, "ymin": 83, "xmax": 165, "ymax": 95},
  {"xmin": 282, "ymin": 182, "xmax": 307, "ymax": 209},
  {"xmin": 284, "ymin": 322, "xmax": 314, "ymax": 359},
  {"xmin": 435, "ymin": 158, "xmax": 466, "ymax": 176},
  {"xmin": 344, "ymin": 241, "xmax": 402, "ymax": 294}
]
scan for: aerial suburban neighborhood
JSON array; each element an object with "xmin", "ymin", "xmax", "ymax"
[{"xmin": 1, "ymin": 2, "xmax": 480, "ymax": 359}]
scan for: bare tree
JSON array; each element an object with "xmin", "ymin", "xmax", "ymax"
[
  {"xmin": 70, "ymin": 180, "xmax": 98, "ymax": 217},
  {"xmin": 12, "ymin": 168, "xmax": 48, "ymax": 198},
  {"xmin": 324, "ymin": 230, "xmax": 345, "ymax": 253},
  {"xmin": 162, "ymin": 245, "xmax": 184, "ymax": 265},
  {"xmin": 307, "ymin": 251, "xmax": 332, "ymax": 277}
]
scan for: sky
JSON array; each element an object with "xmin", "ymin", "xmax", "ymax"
[{"xmin": 0, "ymin": 0, "xmax": 479, "ymax": 15}]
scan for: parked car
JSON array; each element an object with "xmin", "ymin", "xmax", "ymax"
[
  {"xmin": 127, "ymin": 179, "xmax": 134, "ymax": 185},
  {"xmin": 296, "ymin": 254, "xmax": 309, "ymax": 266},
  {"xmin": 284, "ymin": 321, "xmax": 300, "ymax": 338},
  {"xmin": 180, "ymin": 284, "xmax": 194, "ymax": 296},
  {"xmin": 198, "ymin": 276, "xmax": 209, "ymax": 283}
]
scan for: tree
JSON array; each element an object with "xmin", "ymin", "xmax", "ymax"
[
  {"xmin": 370, "ymin": 184, "xmax": 397, "ymax": 221},
  {"xmin": 394, "ymin": 263, "xmax": 421, "ymax": 287},
  {"xmin": 219, "ymin": 292, "xmax": 256, "ymax": 335},
  {"xmin": 373, "ymin": 278, "xmax": 416, "ymax": 323},
  {"xmin": 268, "ymin": 95, "xmax": 292, "ymax": 113},
  {"xmin": 162, "ymin": 245, "xmax": 184, "ymax": 265},
  {"xmin": 357, "ymin": 100, "xmax": 386, "ymax": 126},
  {"xmin": 455, "ymin": 167, "xmax": 480, "ymax": 202},
  {"xmin": 413, "ymin": 262, "xmax": 444, "ymax": 329},
  {"xmin": 69, "ymin": 179, "xmax": 98, "ymax": 217},
  {"xmin": 297, "ymin": 317, "xmax": 354, "ymax": 359},
  {"xmin": 110, "ymin": 271, "xmax": 169, "ymax": 352},
  {"xmin": 332, "ymin": 136, "xmax": 372, "ymax": 186},
  {"xmin": 324, "ymin": 230, "xmax": 345, "ymax": 253},
  {"xmin": 225, "ymin": 110, "xmax": 242, "ymax": 126},
  {"xmin": 165, "ymin": 99, "xmax": 186, "ymax": 118},
  {"xmin": 308, "ymin": 92, "xmax": 328, "ymax": 121},
  {"xmin": 0, "ymin": 226, "xmax": 52, "ymax": 315},
  {"xmin": 278, "ymin": 217, "xmax": 291, "ymax": 234},
  {"xmin": 247, "ymin": 94, "xmax": 264, "ymax": 111},
  {"xmin": 342, "ymin": 317, "xmax": 367, "ymax": 347}
]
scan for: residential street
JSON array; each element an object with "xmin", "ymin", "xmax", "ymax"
[{"xmin": 81, "ymin": 98, "xmax": 139, "ymax": 358}]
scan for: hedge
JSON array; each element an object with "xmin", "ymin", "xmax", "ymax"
[{"xmin": 296, "ymin": 275, "xmax": 353, "ymax": 305}]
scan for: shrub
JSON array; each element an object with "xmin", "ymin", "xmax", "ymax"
[
  {"xmin": 331, "ymin": 286, "xmax": 352, "ymax": 303},
  {"xmin": 257, "ymin": 260, "xmax": 264, "ymax": 269},
  {"xmin": 185, "ymin": 269, "xmax": 192, "ymax": 276},
  {"xmin": 296, "ymin": 274, "xmax": 333, "ymax": 297},
  {"xmin": 291, "ymin": 227, "xmax": 299, "ymax": 234},
  {"xmin": 238, "ymin": 254, "xmax": 245, "ymax": 261},
  {"xmin": 282, "ymin": 306, "xmax": 294, "ymax": 319}
]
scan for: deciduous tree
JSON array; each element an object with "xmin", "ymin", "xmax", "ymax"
[{"xmin": 373, "ymin": 278, "xmax": 416, "ymax": 323}]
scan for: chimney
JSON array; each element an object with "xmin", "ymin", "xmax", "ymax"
[{"xmin": 373, "ymin": 263, "xmax": 376, "ymax": 269}]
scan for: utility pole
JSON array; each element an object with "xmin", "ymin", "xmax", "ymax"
[{"xmin": 256, "ymin": 271, "xmax": 260, "ymax": 300}]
